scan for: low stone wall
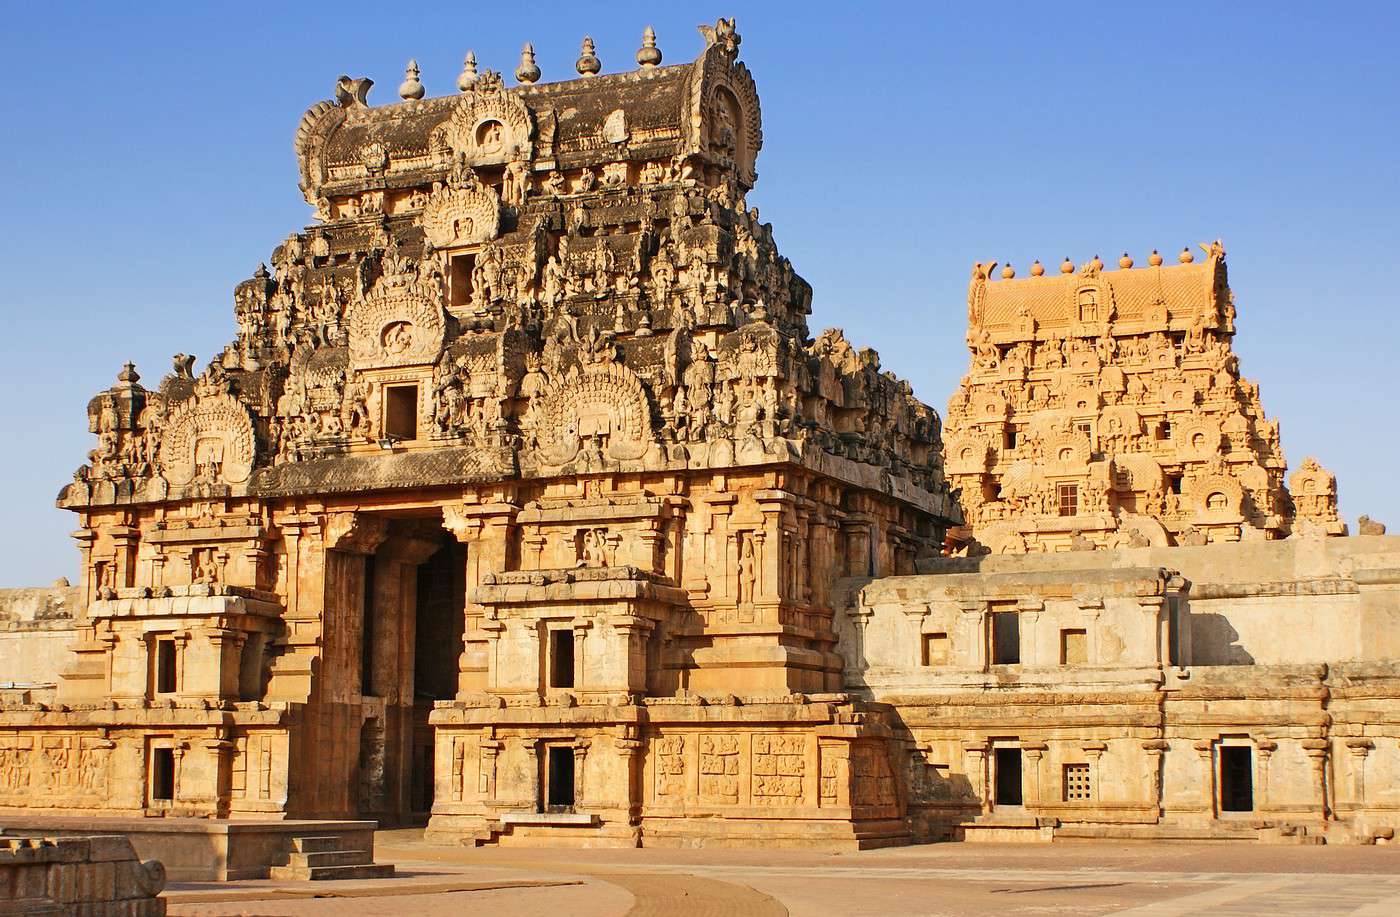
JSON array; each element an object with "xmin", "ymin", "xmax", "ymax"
[{"xmin": 0, "ymin": 834, "xmax": 165, "ymax": 915}]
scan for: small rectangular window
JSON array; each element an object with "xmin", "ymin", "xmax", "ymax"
[
  {"xmin": 449, "ymin": 253, "xmax": 476, "ymax": 308},
  {"xmin": 1060, "ymin": 628, "xmax": 1088, "ymax": 665},
  {"xmin": 1075, "ymin": 422, "xmax": 1092, "ymax": 436},
  {"xmin": 1058, "ymin": 483, "xmax": 1079, "ymax": 517},
  {"xmin": 921, "ymin": 633, "xmax": 949, "ymax": 666},
  {"xmin": 1168, "ymin": 474, "xmax": 1183, "ymax": 495},
  {"xmin": 1063, "ymin": 763, "xmax": 1092, "ymax": 801},
  {"xmin": 991, "ymin": 611, "xmax": 1020, "ymax": 665},
  {"xmin": 156, "ymin": 639, "xmax": 178, "ymax": 694},
  {"xmin": 384, "ymin": 385, "xmax": 419, "ymax": 441},
  {"xmin": 1005, "ymin": 429, "xmax": 1018, "ymax": 450},
  {"xmin": 151, "ymin": 747, "xmax": 175, "ymax": 802},
  {"xmin": 549, "ymin": 629, "xmax": 575, "ymax": 689}
]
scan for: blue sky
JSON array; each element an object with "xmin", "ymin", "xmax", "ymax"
[{"xmin": 0, "ymin": 2, "xmax": 1396, "ymax": 585}]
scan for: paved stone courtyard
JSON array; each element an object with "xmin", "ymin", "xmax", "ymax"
[{"xmin": 159, "ymin": 829, "xmax": 1400, "ymax": 916}]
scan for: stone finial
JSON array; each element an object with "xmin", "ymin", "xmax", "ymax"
[
  {"xmin": 1089, "ymin": 254, "xmax": 1104, "ymax": 270},
  {"xmin": 1179, "ymin": 246, "xmax": 1194, "ymax": 264},
  {"xmin": 1030, "ymin": 259, "xmax": 1045, "ymax": 276},
  {"xmin": 399, "ymin": 59, "xmax": 425, "ymax": 100},
  {"xmin": 577, "ymin": 36, "xmax": 601, "ymax": 76},
  {"xmin": 516, "ymin": 43, "xmax": 541, "ymax": 84},
  {"xmin": 1119, "ymin": 252, "xmax": 1134, "ymax": 269},
  {"xmin": 117, "ymin": 362, "xmax": 140, "ymax": 384},
  {"xmin": 1060, "ymin": 258, "xmax": 1074, "ymax": 274},
  {"xmin": 637, "ymin": 26, "xmax": 662, "ymax": 68},
  {"xmin": 1001, "ymin": 264, "xmax": 1016, "ymax": 279},
  {"xmin": 457, "ymin": 51, "xmax": 479, "ymax": 91},
  {"xmin": 1148, "ymin": 249, "xmax": 1164, "ymax": 266}
]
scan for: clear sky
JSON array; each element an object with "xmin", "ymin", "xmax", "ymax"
[{"xmin": 0, "ymin": 2, "xmax": 1396, "ymax": 586}]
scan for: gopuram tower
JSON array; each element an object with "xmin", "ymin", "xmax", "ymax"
[{"xmin": 15, "ymin": 21, "xmax": 957, "ymax": 848}]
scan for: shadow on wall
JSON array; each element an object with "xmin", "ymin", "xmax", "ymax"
[{"xmin": 1190, "ymin": 613, "xmax": 1255, "ymax": 665}]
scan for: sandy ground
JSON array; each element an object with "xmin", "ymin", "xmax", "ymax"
[{"xmin": 163, "ymin": 829, "xmax": 1400, "ymax": 916}]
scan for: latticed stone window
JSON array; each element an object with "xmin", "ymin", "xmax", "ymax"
[
  {"xmin": 1063, "ymin": 763, "xmax": 1092, "ymax": 801},
  {"xmin": 1057, "ymin": 483, "xmax": 1079, "ymax": 517}
]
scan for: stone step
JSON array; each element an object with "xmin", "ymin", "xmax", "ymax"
[
  {"xmin": 269, "ymin": 862, "xmax": 396, "ymax": 881},
  {"xmin": 1054, "ymin": 823, "xmax": 1259, "ymax": 843},
  {"xmin": 293, "ymin": 849, "xmax": 375, "ymax": 868},
  {"xmin": 289, "ymin": 835, "xmax": 343, "ymax": 854}
]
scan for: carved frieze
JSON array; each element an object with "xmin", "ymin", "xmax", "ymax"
[
  {"xmin": 348, "ymin": 269, "xmax": 446, "ymax": 370},
  {"xmin": 533, "ymin": 362, "xmax": 654, "ymax": 469},
  {"xmin": 160, "ymin": 390, "xmax": 256, "ymax": 488}
]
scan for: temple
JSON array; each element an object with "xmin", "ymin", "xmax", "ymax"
[{"xmin": 1, "ymin": 21, "xmax": 1397, "ymax": 854}]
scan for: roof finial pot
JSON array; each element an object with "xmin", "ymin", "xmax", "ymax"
[
  {"xmin": 398, "ymin": 59, "xmax": 425, "ymax": 100},
  {"xmin": 637, "ymin": 26, "xmax": 662, "ymax": 68},
  {"xmin": 1060, "ymin": 257, "xmax": 1074, "ymax": 274},
  {"xmin": 1148, "ymin": 249, "xmax": 1164, "ymax": 266},
  {"xmin": 1179, "ymin": 246, "xmax": 1194, "ymax": 264},
  {"xmin": 1119, "ymin": 252, "xmax": 1134, "ymax": 269},
  {"xmin": 577, "ymin": 36, "xmax": 601, "ymax": 76},
  {"xmin": 516, "ymin": 43, "xmax": 541, "ymax": 84},
  {"xmin": 457, "ymin": 51, "xmax": 478, "ymax": 91},
  {"xmin": 1030, "ymin": 260, "xmax": 1045, "ymax": 276},
  {"xmin": 1001, "ymin": 264, "xmax": 1016, "ymax": 279}
]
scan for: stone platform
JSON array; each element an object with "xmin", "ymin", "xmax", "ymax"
[{"xmin": 0, "ymin": 817, "xmax": 386, "ymax": 881}]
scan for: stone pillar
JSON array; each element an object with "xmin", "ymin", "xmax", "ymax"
[
  {"xmin": 1022, "ymin": 742, "xmax": 1047, "ymax": 808},
  {"xmin": 1302, "ymin": 738, "xmax": 1330, "ymax": 821},
  {"xmin": 1255, "ymin": 739, "xmax": 1277, "ymax": 812},
  {"xmin": 1018, "ymin": 599, "xmax": 1043, "ymax": 666},
  {"xmin": 574, "ymin": 739, "xmax": 591, "ymax": 809},
  {"xmin": 1193, "ymin": 740, "xmax": 1215, "ymax": 818},
  {"xmin": 962, "ymin": 742, "xmax": 989, "ymax": 814},
  {"xmin": 1083, "ymin": 742, "xmax": 1106, "ymax": 803},
  {"xmin": 959, "ymin": 602, "xmax": 988, "ymax": 672},
  {"xmin": 1345, "ymin": 739, "xmax": 1373, "ymax": 811},
  {"xmin": 522, "ymin": 740, "xmax": 540, "ymax": 811},
  {"xmin": 612, "ymin": 727, "xmax": 643, "ymax": 816},
  {"xmin": 1142, "ymin": 739, "xmax": 1168, "ymax": 817},
  {"xmin": 479, "ymin": 730, "xmax": 502, "ymax": 801}
]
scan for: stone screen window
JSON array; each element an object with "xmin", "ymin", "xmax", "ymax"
[
  {"xmin": 991, "ymin": 611, "xmax": 1020, "ymax": 665},
  {"xmin": 383, "ymin": 384, "xmax": 419, "ymax": 441},
  {"xmin": 1075, "ymin": 422, "xmax": 1092, "ymax": 437},
  {"xmin": 1057, "ymin": 483, "xmax": 1079, "ymax": 517},
  {"xmin": 921, "ymin": 632, "xmax": 949, "ymax": 666},
  {"xmin": 1060, "ymin": 628, "xmax": 1087, "ymax": 665},
  {"xmin": 1063, "ymin": 763, "xmax": 1092, "ymax": 801},
  {"xmin": 548, "ymin": 628, "xmax": 575, "ymax": 689}
]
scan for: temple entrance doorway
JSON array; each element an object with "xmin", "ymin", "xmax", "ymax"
[
  {"xmin": 994, "ymin": 747, "xmax": 1023, "ymax": 808},
  {"xmin": 1219, "ymin": 745, "xmax": 1254, "ymax": 813},
  {"xmin": 354, "ymin": 516, "xmax": 465, "ymax": 826}
]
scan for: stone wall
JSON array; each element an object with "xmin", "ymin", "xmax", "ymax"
[
  {"xmin": 0, "ymin": 835, "xmax": 165, "ymax": 915},
  {"xmin": 917, "ymin": 534, "xmax": 1400, "ymax": 665},
  {"xmin": 843, "ymin": 533, "xmax": 1400, "ymax": 843}
]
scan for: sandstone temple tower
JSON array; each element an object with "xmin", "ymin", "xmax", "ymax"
[
  {"xmin": 944, "ymin": 249, "xmax": 1343, "ymax": 554},
  {"xmin": 12, "ymin": 21, "xmax": 956, "ymax": 847}
]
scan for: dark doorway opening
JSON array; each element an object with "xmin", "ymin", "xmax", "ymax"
[
  {"xmin": 994, "ymin": 748, "xmax": 1023, "ymax": 807},
  {"xmin": 549, "ymin": 629, "xmax": 575, "ymax": 689},
  {"xmin": 546, "ymin": 746, "xmax": 576, "ymax": 811},
  {"xmin": 151, "ymin": 747, "xmax": 175, "ymax": 802},
  {"xmin": 1220, "ymin": 746, "xmax": 1254, "ymax": 812},
  {"xmin": 992, "ymin": 611, "xmax": 1021, "ymax": 665}
]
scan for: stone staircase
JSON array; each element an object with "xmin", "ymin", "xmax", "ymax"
[{"xmin": 269, "ymin": 834, "xmax": 395, "ymax": 880}]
